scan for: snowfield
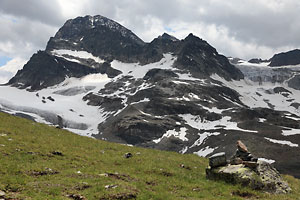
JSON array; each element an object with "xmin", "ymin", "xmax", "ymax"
[
  {"xmin": 0, "ymin": 73, "xmax": 111, "ymax": 137},
  {"xmin": 211, "ymin": 74, "xmax": 300, "ymax": 116}
]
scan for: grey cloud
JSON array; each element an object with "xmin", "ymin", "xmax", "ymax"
[
  {"xmin": 198, "ymin": 1, "xmax": 300, "ymax": 48},
  {"xmin": 0, "ymin": 0, "xmax": 64, "ymax": 25},
  {"xmin": 79, "ymin": 0, "xmax": 300, "ymax": 56},
  {"xmin": 0, "ymin": 15, "xmax": 58, "ymax": 58},
  {"xmin": 1, "ymin": 0, "xmax": 300, "ymax": 61}
]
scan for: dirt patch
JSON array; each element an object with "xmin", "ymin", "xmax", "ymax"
[
  {"xmin": 75, "ymin": 184, "xmax": 91, "ymax": 191},
  {"xmin": 231, "ymin": 190, "xmax": 258, "ymax": 198},
  {"xmin": 160, "ymin": 171, "xmax": 173, "ymax": 177},
  {"xmin": 145, "ymin": 181, "xmax": 157, "ymax": 186},
  {"xmin": 28, "ymin": 168, "xmax": 59, "ymax": 176},
  {"xmin": 105, "ymin": 173, "xmax": 136, "ymax": 182},
  {"xmin": 99, "ymin": 192, "xmax": 137, "ymax": 200},
  {"xmin": 67, "ymin": 194, "xmax": 86, "ymax": 200}
]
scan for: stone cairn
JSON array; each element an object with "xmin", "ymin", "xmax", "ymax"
[
  {"xmin": 230, "ymin": 140, "xmax": 258, "ymax": 168},
  {"xmin": 206, "ymin": 140, "xmax": 291, "ymax": 194}
]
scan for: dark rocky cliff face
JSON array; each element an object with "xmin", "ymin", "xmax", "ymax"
[
  {"xmin": 269, "ymin": 49, "xmax": 300, "ymax": 67},
  {"xmin": 8, "ymin": 51, "xmax": 121, "ymax": 90},
  {"xmin": 174, "ymin": 34, "xmax": 243, "ymax": 81}
]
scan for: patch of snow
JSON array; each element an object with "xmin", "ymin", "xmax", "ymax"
[
  {"xmin": 258, "ymin": 157, "xmax": 275, "ymax": 164},
  {"xmin": 172, "ymin": 80, "xmax": 190, "ymax": 85},
  {"xmin": 281, "ymin": 128, "xmax": 300, "ymax": 136},
  {"xmin": 51, "ymin": 49, "xmax": 105, "ymax": 64},
  {"xmin": 285, "ymin": 115, "xmax": 300, "ymax": 121},
  {"xmin": 201, "ymin": 105, "xmax": 229, "ymax": 114},
  {"xmin": 265, "ymin": 137, "xmax": 298, "ymax": 147},
  {"xmin": 139, "ymin": 110, "xmax": 152, "ymax": 117},
  {"xmin": 259, "ymin": 118, "xmax": 267, "ymax": 123},
  {"xmin": 210, "ymin": 152, "xmax": 225, "ymax": 157},
  {"xmin": 176, "ymin": 73, "xmax": 204, "ymax": 81},
  {"xmin": 194, "ymin": 146, "xmax": 216, "ymax": 157},
  {"xmin": 190, "ymin": 132, "xmax": 220, "ymax": 148},
  {"xmin": 180, "ymin": 146, "xmax": 188, "ymax": 154},
  {"xmin": 130, "ymin": 98, "xmax": 150, "ymax": 105},
  {"xmin": 168, "ymin": 96, "xmax": 191, "ymax": 101},
  {"xmin": 188, "ymin": 93, "xmax": 201, "ymax": 100},
  {"xmin": 111, "ymin": 53, "xmax": 176, "ymax": 79},
  {"xmin": 153, "ymin": 127, "xmax": 188, "ymax": 143},
  {"xmin": 180, "ymin": 114, "xmax": 257, "ymax": 133},
  {"xmin": 58, "ymin": 74, "xmax": 110, "ymax": 87}
]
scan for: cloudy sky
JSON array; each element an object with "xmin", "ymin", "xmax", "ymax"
[{"xmin": 0, "ymin": 0, "xmax": 300, "ymax": 82}]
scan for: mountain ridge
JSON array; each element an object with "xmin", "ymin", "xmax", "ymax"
[
  {"xmin": 1, "ymin": 15, "xmax": 300, "ymax": 179},
  {"xmin": 8, "ymin": 15, "xmax": 243, "ymax": 90}
]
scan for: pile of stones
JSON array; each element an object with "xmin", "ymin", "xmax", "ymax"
[{"xmin": 206, "ymin": 140, "xmax": 291, "ymax": 194}]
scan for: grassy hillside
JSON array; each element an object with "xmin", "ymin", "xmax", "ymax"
[{"xmin": 0, "ymin": 112, "xmax": 300, "ymax": 200}]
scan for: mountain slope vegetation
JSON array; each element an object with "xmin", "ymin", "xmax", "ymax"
[{"xmin": 0, "ymin": 112, "xmax": 300, "ymax": 199}]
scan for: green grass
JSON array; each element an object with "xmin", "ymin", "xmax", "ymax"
[{"xmin": 0, "ymin": 112, "xmax": 300, "ymax": 199}]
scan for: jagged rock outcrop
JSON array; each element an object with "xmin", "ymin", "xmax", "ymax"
[
  {"xmin": 248, "ymin": 58, "xmax": 268, "ymax": 64},
  {"xmin": 269, "ymin": 49, "xmax": 300, "ymax": 67},
  {"xmin": 206, "ymin": 141, "xmax": 291, "ymax": 194},
  {"xmin": 174, "ymin": 34, "xmax": 244, "ymax": 81}
]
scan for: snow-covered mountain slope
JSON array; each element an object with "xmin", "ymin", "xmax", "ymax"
[
  {"xmin": 1, "ymin": 15, "xmax": 300, "ymax": 178},
  {"xmin": 0, "ymin": 73, "xmax": 110, "ymax": 136}
]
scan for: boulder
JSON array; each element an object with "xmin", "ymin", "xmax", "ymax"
[
  {"xmin": 206, "ymin": 161, "xmax": 291, "ymax": 194},
  {"xmin": 209, "ymin": 152, "xmax": 227, "ymax": 168},
  {"xmin": 207, "ymin": 140, "xmax": 291, "ymax": 193}
]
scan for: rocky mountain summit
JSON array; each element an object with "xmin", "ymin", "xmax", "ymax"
[
  {"xmin": 1, "ymin": 15, "xmax": 300, "ymax": 178},
  {"xmin": 9, "ymin": 15, "xmax": 243, "ymax": 90}
]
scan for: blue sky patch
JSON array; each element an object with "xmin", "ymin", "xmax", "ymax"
[
  {"xmin": 0, "ymin": 56, "xmax": 12, "ymax": 67},
  {"xmin": 164, "ymin": 26, "xmax": 175, "ymax": 33}
]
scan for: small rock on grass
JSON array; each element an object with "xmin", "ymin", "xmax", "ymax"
[
  {"xmin": 124, "ymin": 152, "xmax": 133, "ymax": 158},
  {"xmin": 67, "ymin": 194, "xmax": 86, "ymax": 200},
  {"xmin": 0, "ymin": 190, "xmax": 5, "ymax": 197},
  {"xmin": 105, "ymin": 184, "xmax": 118, "ymax": 189},
  {"xmin": 51, "ymin": 151, "xmax": 63, "ymax": 156}
]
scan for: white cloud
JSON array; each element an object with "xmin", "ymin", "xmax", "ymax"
[{"xmin": 0, "ymin": 57, "xmax": 26, "ymax": 84}]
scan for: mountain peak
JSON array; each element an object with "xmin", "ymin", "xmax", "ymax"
[
  {"xmin": 46, "ymin": 14, "xmax": 145, "ymax": 54},
  {"xmin": 57, "ymin": 15, "xmax": 144, "ymax": 44},
  {"xmin": 159, "ymin": 33, "xmax": 179, "ymax": 41},
  {"xmin": 184, "ymin": 33, "xmax": 205, "ymax": 43}
]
